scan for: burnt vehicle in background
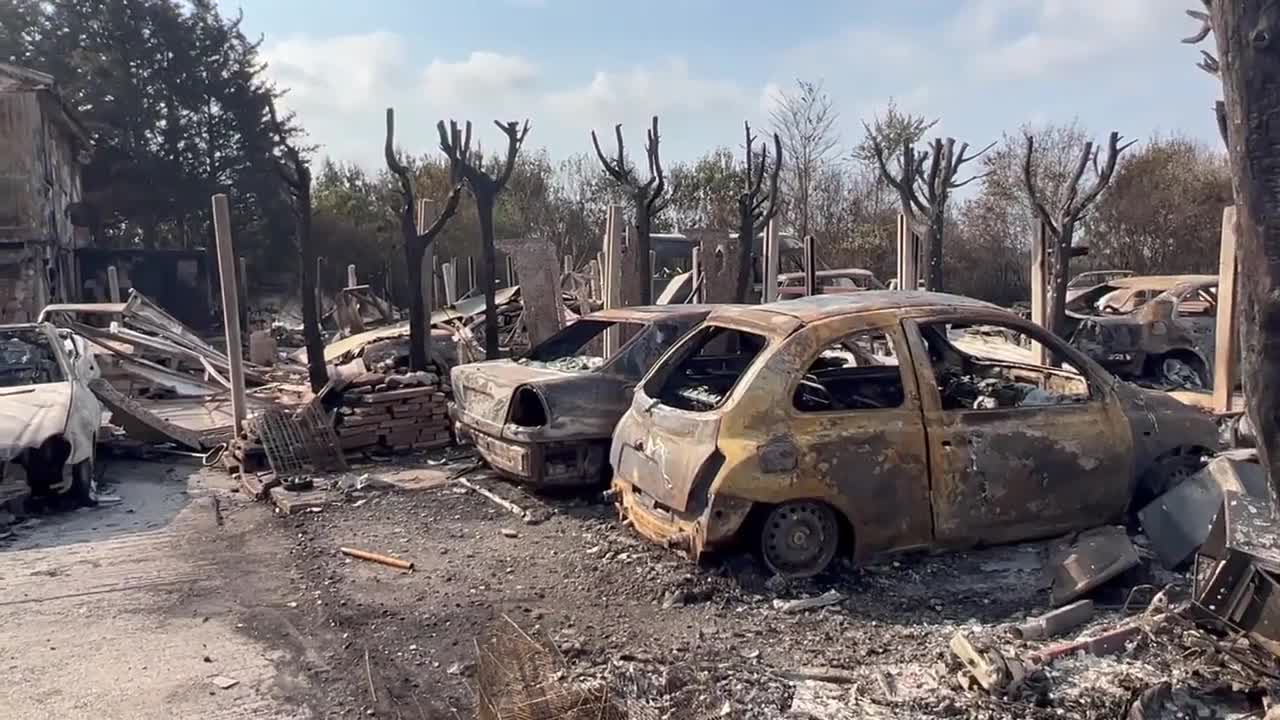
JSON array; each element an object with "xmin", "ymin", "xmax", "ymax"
[
  {"xmin": 1065, "ymin": 269, "xmax": 1135, "ymax": 303},
  {"xmin": 450, "ymin": 305, "xmax": 717, "ymax": 487},
  {"xmin": 776, "ymin": 269, "xmax": 886, "ymax": 299},
  {"xmin": 610, "ymin": 293, "xmax": 1219, "ymax": 578},
  {"xmin": 1065, "ymin": 275, "xmax": 1219, "ymax": 389},
  {"xmin": 0, "ymin": 323, "xmax": 102, "ymax": 508}
]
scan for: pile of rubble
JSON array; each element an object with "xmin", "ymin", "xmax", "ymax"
[{"xmin": 335, "ymin": 370, "xmax": 451, "ymax": 453}]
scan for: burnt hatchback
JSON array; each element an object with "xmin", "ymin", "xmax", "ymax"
[
  {"xmin": 611, "ymin": 292, "xmax": 1219, "ymax": 577},
  {"xmin": 450, "ymin": 305, "xmax": 716, "ymax": 487}
]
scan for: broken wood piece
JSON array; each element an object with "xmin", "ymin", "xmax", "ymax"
[
  {"xmin": 772, "ymin": 589, "xmax": 843, "ymax": 613},
  {"xmin": 1014, "ymin": 599, "xmax": 1095, "ymax": 640},
  {"xmin": 340, "ymin": 546, "xmax": 415, "ymax": 571},
  {"xmin": 1027, "ymin": 622, "xmax": 1143, "ymax": 665},
  {"xmin": 950, "ymin": 632, "xmax": 1019, "ymax": 693},
  {"xmin": 454, "ymin": 477, "xmax": 531, "ymax": 523},
  {"xmin": 773, "ymin": 665, "xmax": 859, "ymax": 685}
]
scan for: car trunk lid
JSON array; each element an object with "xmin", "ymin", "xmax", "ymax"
[
  {"xmin": 450, "ymin": 361, "xmax": 565, "ymax": 432},
  {"xmin": 614, "ymin": 390, "xmax": 721, "ymax": 513}
]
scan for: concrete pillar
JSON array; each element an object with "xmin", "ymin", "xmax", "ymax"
[{"xmin": 690, "ymin": 246, "xmax": 702, "ymax": 304}]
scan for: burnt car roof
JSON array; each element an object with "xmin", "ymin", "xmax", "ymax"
[
  {"xmin": 778, "ymin": 269, "xmax": 876, "ymax": 279},
  {"xmin": 742, "ymin": 291, "xmax": 1002, "ymax": 323},
  {"xmin": 588, "ymin": 304, "xmax": 726, "ymax": 322},
  {"xmin": 1108, "ymin": 275, "xmax": 1217, "ymax": 291}
]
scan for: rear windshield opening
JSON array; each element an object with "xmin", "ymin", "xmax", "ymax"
[
  {"xmin": 654, "ymin": 327, "xmax": 766, "ymax": 412},
  {"xmin": 521, "ymin": 320, "xmax": 645, "ymax": 372}
]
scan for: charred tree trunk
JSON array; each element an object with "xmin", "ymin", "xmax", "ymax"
[
  {"xmin": 735, "ymin": 123, "xmax": 783, "ymax": 302},
  {"xmin": 1187, "ymin": 1, "xmax": 1280, "ymax": 504},
  {"xmin": 385, "ymin": 109, "xmax": 462, "ymax": 370},
  {"xmin": 296, "ymin": 181, "xmax": 326, "ymax": 391},
  {"xmin": 438, "ymin": 119, "xmax": 529, "ymax": 360},
  {"xmin": 927, "ymin": 209, "xmax": 945, "ymax": 292},
  {"xmin": 590, "ymin": 117, "xmax": 672, "ymax": 307},
  {"xmin": 476, "ymin": 195, "xmax": 499, "ymax": 357}
]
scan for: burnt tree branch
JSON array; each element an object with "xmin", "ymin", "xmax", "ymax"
[
  {"xmin": 439, "ymin": 118, "xmax": 531, "ymax": 359},
  {"xmin": 735, "ymin": 122, "xmax": 784, "ymax": 302}
]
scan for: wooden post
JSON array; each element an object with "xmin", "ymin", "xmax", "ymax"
[
  {"xmin": 505, "ymin": 256, "xmax": 516, "ymax": 288},
  {"xmin": 803, "ymin": 235, "xmax": 817, "ymax": 298},
  {"xmin": 211, "ymin": 194, "xmax": 246, "ymax": 434},
  {"xmin": 896, "ymin": 213, "xmax": 919, "ymax": 291},
  {"xmin": 237, "ymin": 256, "xmax": 249, "ymax": 335},
  {"xmin": 1215, "ymin": 206, "xmax": 1240, "ymax": 414},
  {"xmin": 1030, "ymin": 220, "xmax": 1050, "ymax": 366},
  {"xmin": 690, "ymin": 246, "xmax": 702, "ymax": 303},
  {"xmin": 763, "ymin": 219, "xmax": 780, "ymax": 303},
  {"xmin": 467, "ymin": 256, "xmax": 477, "ymax": 294},
  {"xmin": 432, "ymin": 255, "xmax": 440, "ymax": 307},
  {"xmin": 346, "ymin": 264, "xmax": 357, "ymax": 288},
  {"xmin": 603, "ymin": 205, "xmax": 624, "ymax": 356},
  {"xmin": 315, "ymin": 256, "xmax": 324, "ymax": 318},
  {"xmin": 563, "ymin": 255, "xmax": 573, "ymax": 277},
  {"xmin": 442, "ymin": 262, "xmax": 457, "ymax": 305},
  {"xmin": 106, "ymin": 265, "xmax": 121, "ymax": 303}
]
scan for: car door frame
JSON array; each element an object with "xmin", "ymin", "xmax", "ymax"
[{"xmin": 901, "ymin": 312, "xmax": 1135, "ymax": 548}]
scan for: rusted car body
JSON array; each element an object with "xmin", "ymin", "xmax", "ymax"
[
  {"xmin": 610, "ymin": 292, "xmax": 1219, "ymax": 577},
  {"xmin": 777, "ymin": 269, "xmax": 885, "ymax": 299},
  {"xmin": 1066, "ymin": 275, "xmax": 1219, "ymax": 389},
  {"xmin": 449, "ymin": 306, "xmax": 715, "ymax": 487},
  {"xmin": 1064, "ymin": 270, "xmax": 1135, "ymax": 304}
]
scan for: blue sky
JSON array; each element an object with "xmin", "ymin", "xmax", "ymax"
[{"xmin": 229, "ymin": 0, "xmax": 1225, "ymax": 168}]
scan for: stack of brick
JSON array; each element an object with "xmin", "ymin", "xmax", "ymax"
[{"xmin": 335, "ymin": 367, "xmax": 452, "ymax": 452}]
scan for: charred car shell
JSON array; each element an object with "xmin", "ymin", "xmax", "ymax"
[
  {"xmin": 1066, "ymin": 275, "xmax": 1219, "ymax": 389},
  {"xmin": 610, "ymin": 292, "xmax": 1219, "ymax": 577},
  {"xmin": 450, "ymin": 306, "xmax": 717, "ymax": 487},
  {"xmin": 0, "ymin": 323, "xmax": 102, "ymax": 506}
]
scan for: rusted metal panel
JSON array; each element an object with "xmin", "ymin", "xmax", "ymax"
[{"xmin": 688, "ymin": 229, "xmax": 739, "ymax": 305}]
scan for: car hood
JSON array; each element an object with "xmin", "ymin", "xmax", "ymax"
[
  {"xmin": 0, "ymin": 382, "xmax": 73, "ymax": 460},
  {"xmin": 451, "ymin": 361, "xmax": 631, "ymax": 439}
]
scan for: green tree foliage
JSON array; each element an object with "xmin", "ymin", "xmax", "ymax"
[{"xmin": 1, "ymin": 0, "xmax": 301, "ymax": 263}]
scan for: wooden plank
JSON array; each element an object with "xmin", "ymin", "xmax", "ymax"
[
  {"xmin": 602, "ymin": 205, "xmax": 624, "ymax": 356},
  {"xmin": 1214, "ymin": 206, "xmax": 1239, "ymax": 414},
  {"xmin": 763, "ymin": 218, "xmax": 780, "ymax": 303},
  {"xmin": 211, "ymin": 194, "xmax": 246, "ymax": 433},
  {"xmin": 1030, "ymin": 220, "xmax": 1049, "ymax": 366}
]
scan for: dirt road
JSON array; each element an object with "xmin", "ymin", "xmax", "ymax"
[{"xmin": 0, "ymin": 459, "xmax": 331, "ymax": 719}]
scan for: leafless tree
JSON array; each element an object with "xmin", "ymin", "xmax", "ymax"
[
  {"xmin": 267, "ymin": 100, "xmax": 326, "ymax": 391},
  {"xmin": 867, "ymin": 132, "xmax": 992, "ymax": 292},
  {"xmin": 736, "ymin": 122, "xmax": 783, "ymax": 302},
  {"xmin": 438, "ymin": 118, "xmax": 531, "ymax": 359},
  {"xmin": 384, "ymin": 108, "xmax": 463, "ymax": 371},
  {"xmin": 1023, "ymin": 131, "xmax": 1134, "ymax": 335},
  {"xmin": 1183, "ymin": 1, "xmax": 1280, "ymax": 504},
  {"xmin": 770, "ymin": 80, "xmax": 839, "ymax": 241},
  {"xmin": 590, "ymin": 116, "xmax": 672, "ymax": 306}
]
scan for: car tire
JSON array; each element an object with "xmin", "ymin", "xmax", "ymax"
[
  {"xmin": 1134, "ymin": 447, "xmax": 1204, "ymax": 511},
  {"xmin": 69, "ymin": 460, "xmax": 98, "ymax": 508},
  {"xmin": 759, "ymin": 500, "xmax": 840, "ymax": 579}
]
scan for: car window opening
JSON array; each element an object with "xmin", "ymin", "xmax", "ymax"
[
  {"xmin": 794, "ymin": 329, "xmax": 905, "ymax": 412},
  {"xmin": 519, "ymin": 320, "xmax": 646, "ymax": 373},
  {"xmin": 657, "ymin": 327, "xmax": 766, "ymax": 412},
  {"xmin": 0, "ymin": 330, "xmax": 65, "ymax": 387},
  {"xmin": 922, "ymin": 322, "xmax": 1089, "ymax": 410}
]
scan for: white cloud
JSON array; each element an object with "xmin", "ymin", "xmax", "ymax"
[
  {"xmin": 421, "ymin": 51, "xmax": 539, "ymax": 109},
  {"xmin": 543, "ymin": 58, "xmax": 751, "ymax": 129},
  {"xmin": 262, "ymin": 32, "xmax": 407, "ymax": 113}
]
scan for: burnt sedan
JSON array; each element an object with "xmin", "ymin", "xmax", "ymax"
[
  {"xmin": 450, "ymin": 305, "xmax": 716, "ymax": 487},
  {"xmin": 610, "ymin": 292, "xmax": 1219, "ymax": 578}
]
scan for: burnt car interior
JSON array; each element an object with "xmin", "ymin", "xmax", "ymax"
[
  {"xmin": 921, "ymin": 322, "xmax": 1091, "ymax": 410},
  {"xmin": 0, "ymin": 330, "xmax": 65, "ymax": 388},
  {"xmin": 655, "ymin": 327, "xmax": 766, "ymax": 412},
  {"xmin": 793, "ymin": 329, "xmax": 905, "ymax": 412}
]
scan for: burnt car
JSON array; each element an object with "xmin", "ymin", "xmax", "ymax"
[
  {"xmin": 0, "ymin": 323, "xmax": 102, "ymax": 507},
  {"xmin": 449, "ymin": 305, "xmax": 716, "ymax": 487},
  {"xmin": 1066, "ymin": 275, "xmax": 1219, "ymax": 389},
  {"xmin": 777, "ymin": 268, "xmax": 885, "ymax": 299},
  {"xmin": 610, "ymin": 292, "xmax": 1219, "ymax": 577},
  {"xmin": 1064, "ymin": 269, "xmax": 1135, "ymax": 303}
]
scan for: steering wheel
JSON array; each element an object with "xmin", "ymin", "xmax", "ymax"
[{"xmin": 797, "ymin": 374, "xmax": 833, "ymax": 410}]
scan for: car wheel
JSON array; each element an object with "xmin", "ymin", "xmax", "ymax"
[
  {"xmin": 69, "ymin": 460, "xmax": 98, "ymax": 508},
  {"xmin": 1158, "ymin": 356, "xmax": 1207, "ymax": 390},
  {"xmin": 1134, "ymin": 447, "xmax": 1204, "ymax": 510},
  {"xmin": 759, "ymin": 501, "xmax": 840, "ymax": 578}
]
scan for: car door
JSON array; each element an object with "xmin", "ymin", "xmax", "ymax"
[
  {"xmin": 779, "ymin": 316, "xmax": 933, "ymax": 555},
  {"xmin": 902, "ymin": 314, "xmax": 1134, "ymax": 547}
]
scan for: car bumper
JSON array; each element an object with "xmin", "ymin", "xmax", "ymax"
[
  {"xmin": 612, "ymin": 478, "xmax": 753, "ymax": 559},
  {"xmin": 450, "ymin": 404, "xmax": 607, "ymax": 487}
]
